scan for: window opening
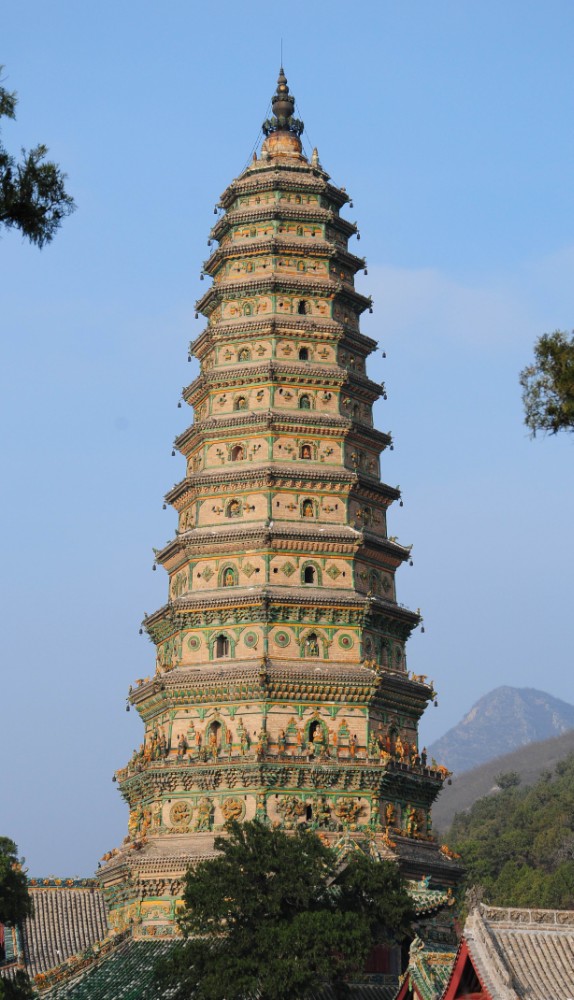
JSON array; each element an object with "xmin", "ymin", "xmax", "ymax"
[{"xmin": 215, "ymin": 635, "xmax": 230, "ymax": 658}]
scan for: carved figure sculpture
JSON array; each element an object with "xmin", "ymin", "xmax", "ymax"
[
  {"xmin": 307, "ymin": 635, "xmax": 319, "ymax": 656},
  {"xmin": 194, "ymin": 798, "xmax": 213, "ymax": 831},
  {"xmin": 385, "ymin": 802, "xmax": 396, "ymax": 828},
  {"xmin": 209, "ymin": 731, "xmax": 219, "ymax": 759},
  {"xmin": 237, "ymin": 721, "xmax": 250, "ymax": 756},
  {"xmin": 255, "ymin": 727, "xmax": 268, "ymax": 756},
  {"xmin": 315, "ymin": 796, "xmax": 331, "ymax": 828},
  {"xmin": 405, "ymin": 804, "xmax": 418, "ymax": 836}
]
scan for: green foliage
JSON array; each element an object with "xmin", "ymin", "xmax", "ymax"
[
  {"xmin": 448, "ymin": 752, "xmax": 574, "ymax": 907},
  {"xmin": 520, "ymin": 330, "xmax": 574, "ymax": 437},
  {"xmin": 156, "ymin": 820, "xmax": 414, "ymax": 1000},
  {"xmin": 494, "ymin": 771, "xmax": 521, "ymax": 790},
  {"xmin": 0, "ymin": 66, "xmax": 75, "ymax": 247},
  {"xmin": 0, "ymin": 839, "xmax": 33, "ymax": 1000},
  {"xmin": 0, "ymin": 838, "xmax": 32, "ymax": 926},
  {"xmin": 0, "ymin": 972, "xmax": 36, "ymax": 1000}
]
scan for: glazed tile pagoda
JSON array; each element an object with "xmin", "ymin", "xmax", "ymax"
[{"xmin": 99, "ymin": 69, "xmax": 461, "ymax": 941}]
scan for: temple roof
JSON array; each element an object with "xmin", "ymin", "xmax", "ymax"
[
  {"xmin": 36, "ymin": 932, "xmax": 398, "ymax": 999},
  {"xmin": 36, "ymin": 937, "xmax": 172, "ymax": 998},
  {"xmin": 397, "ymin": 937, "xmax": 457, "ymax": 1000},
  {"xmin": 20, "ymin": 883, "xmax": 108, "ymax": 978},
  {"xmin": 454, "ymin": 903, "xmax": 574, "ymax": 999}
]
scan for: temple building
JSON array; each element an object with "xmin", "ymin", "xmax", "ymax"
[{"xmin": 2, "ymin": 70, "xmax": 464, "ymax": 997}]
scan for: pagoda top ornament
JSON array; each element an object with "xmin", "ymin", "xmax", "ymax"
[{"xmin": 261, "ymin": 67, "xmax": 304, "ymax": 153}]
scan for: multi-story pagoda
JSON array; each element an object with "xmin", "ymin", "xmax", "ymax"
[{"xmin": 100, "ymin": 69, "xmax": 460, "ymax": 942}]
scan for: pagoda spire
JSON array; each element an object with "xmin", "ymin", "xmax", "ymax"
[{"xmin": 262, "ymin": 66, "xmax": 304, "ymax": 139}]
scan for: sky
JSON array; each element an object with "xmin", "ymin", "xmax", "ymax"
[{"xmin": 1, "ymin": 1, "xmax": 573, "ymax": 876}]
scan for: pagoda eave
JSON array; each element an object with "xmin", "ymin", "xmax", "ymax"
[
  {"xmin": 189, "ymin": 318, "xmax": 378, "ymax": 356},
  {"xmin": 202, "ymin": 239, "xmax": 366, "ymax": 277},
  {"xmin": 218, "ymin": 174, "xmax": 349, "ymax": 211},
  {"xmin": 210, "ymin": 205, "xmax": 357, "ymax": 243},
  {"xmin": 155, "ymin": 524, "xmax": 364, "ymax": 564},
  {"xmin": 142, "ymin": 589, "xmax": 419, "ymax": 643},
  {"xmin": 128, "ymin": 659, "xmax": 386, "ymax": 714},
  {"xmin": 182, "ymin": 366, "xmax": 384, "ymax": 408},
  {"xmin": 174, "ymin": 411, "xmax": 377, "ymax": 454},
  {"xmin": 183, "ymin": 364, "xmax": 348, "ymax": 403},
  {"xmin": 194, "ymin": 276, "xmax": 371, "ymax": 316},
  {"xmin": 164, "ymin": 465, "xmax": 360, "ymax": 506}
]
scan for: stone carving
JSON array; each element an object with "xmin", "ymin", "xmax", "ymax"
[
  {"xmin": 334, "ymin": 798, "xmax": 362, "ymax": 827},
  {"xmin": 170, "ymin": 801, "xmax": 192, "ymax": 827},
  {"xmin": 277, "ymin": 796, "xmax": 306, "ymax": 827},
  {"xmin": 221, "ymin": 796, "xmax": 245, "ymax": 822}
]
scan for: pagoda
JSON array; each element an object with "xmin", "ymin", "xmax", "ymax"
[{"xmin": 100, "ymin": 69, "xmax": 461, "ymax": 943}]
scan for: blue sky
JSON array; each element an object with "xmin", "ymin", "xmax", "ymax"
[{"xmin": 1, "ymin": 1, "xmax": 573, "ymax": 875}]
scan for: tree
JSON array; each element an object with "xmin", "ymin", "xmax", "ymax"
[
  {"xmin": 520, "ymin": 330, "xmax": 574, "ymax": 437},
  {"xmin": 0, "ymin": 68, "xmax": 75, "ymax": 247},
  {"xmin": 156, "ymin": 820, "xmax": 414, "ymax": 1000},
  {"xmin": 0, "ymin": 838, "xmax": 31, "ymax": 927},
  {"xmin": 0, "ymin": 838, "xmax": 34, "ymax": 1000},
  {"xmin": 494, "ymin": 771, "xmax": 521, "ymax": 790}
]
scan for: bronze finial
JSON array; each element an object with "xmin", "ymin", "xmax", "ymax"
[{"xmin": 262, "ymin": 67, "xmax": 304, "ymax": 138}]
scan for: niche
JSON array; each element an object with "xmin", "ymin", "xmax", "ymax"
[{"xmin": 215, "ymin": 635, "xmax": 230, "ymax": 658}]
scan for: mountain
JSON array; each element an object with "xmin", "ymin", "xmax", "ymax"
[
  {"xmin": 428, "ymin": 686, "xmax": 574, "ymax": 775},
  {"xmin": 431, "ymin": 727, "xmax": 574, "ymax": 834}
]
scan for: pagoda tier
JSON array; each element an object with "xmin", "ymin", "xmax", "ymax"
[{"xmin": 100, "ymin": 69, "xmax": 461, "ymax": 940}]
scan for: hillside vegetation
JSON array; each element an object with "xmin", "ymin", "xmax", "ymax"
[
  {"xmin": 432, "ymin": 728, "xmax": 574, "ymax": 833},
  {"xmin": 448, "ymin": 753, "xmax": 574, "ymax": 908}
]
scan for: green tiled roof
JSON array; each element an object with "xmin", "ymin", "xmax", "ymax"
[
  {"xmin": 39, "ymin": 936, "xmax": 400, "ymax": 1000},
  {"xmin": 399, "ymin": 937, "xmax": 456, "ymax": 1000},
  {"xmin": 40, "ymin": 939, "xmax": 175, "ymax": 1000}
]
